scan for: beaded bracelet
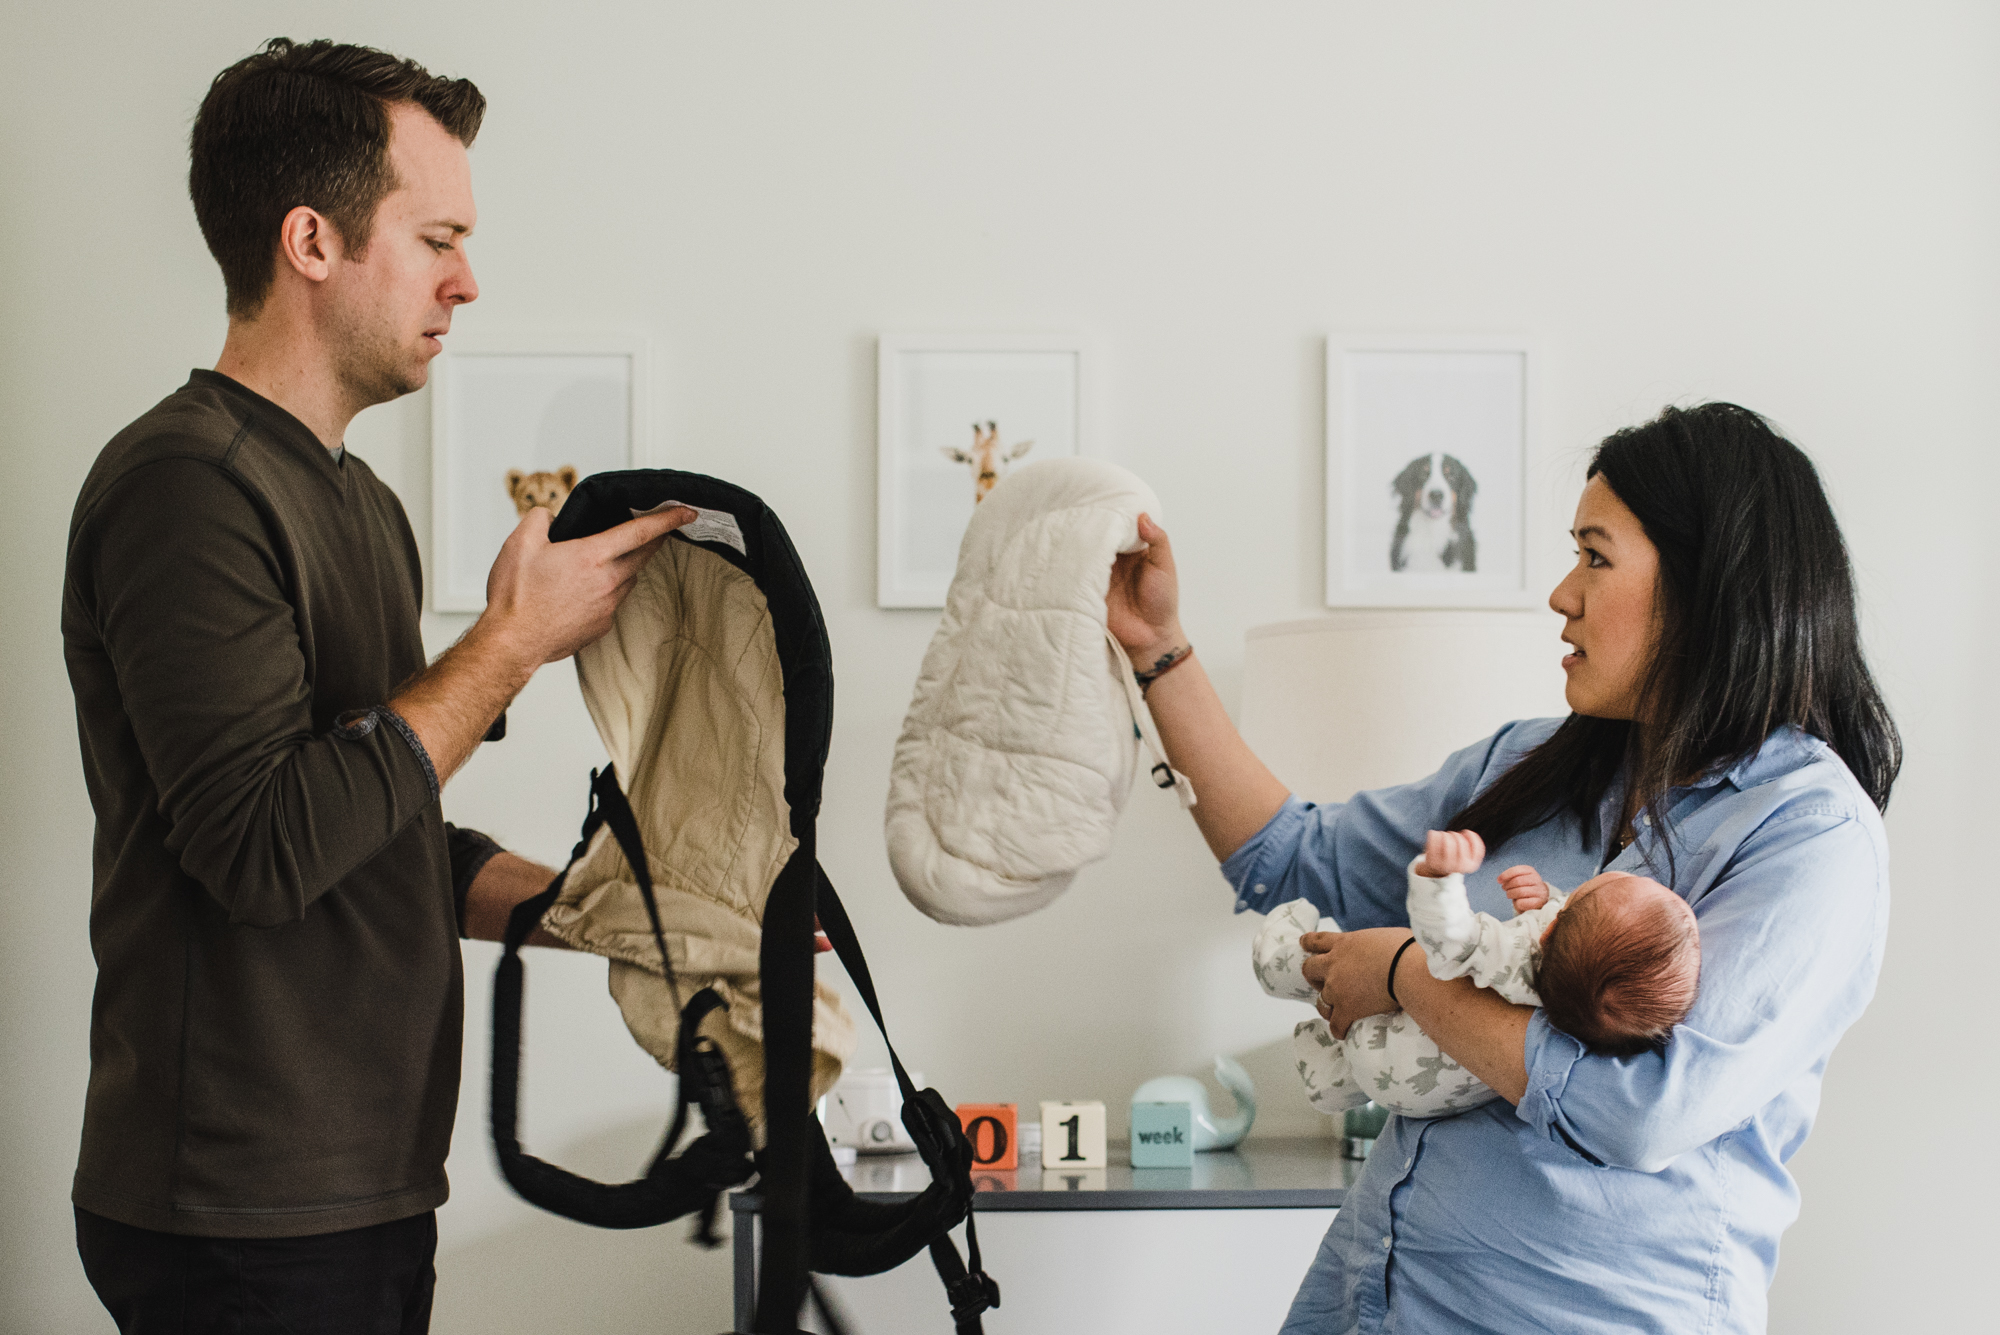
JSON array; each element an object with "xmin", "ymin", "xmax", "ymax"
[{"xmin": 1134, "ymin": 644, "xmax": 1193, "ymax": 695}]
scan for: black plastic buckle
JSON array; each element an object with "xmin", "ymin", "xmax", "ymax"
[
  {"xmin": 947, "ymin": 1269, "xmax": 1001, "ymax": 1320},
  {"xmin": 1151, "ymin": 762, "xmax": 1175, "ymax": 789}
]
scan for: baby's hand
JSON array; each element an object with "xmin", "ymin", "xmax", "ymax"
[
  {"xmin": 1413, "ymin": 829, "xmax": 1484, "ymax": 879},
  {"xmin": 1498, "ymin": 865, "xmax": 1549, "ymax": 913}
]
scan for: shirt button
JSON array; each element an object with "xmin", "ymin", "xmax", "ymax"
[{"xmin": 1381, "ymin": 1235, "xmax": 1392, "ymax": 1249}]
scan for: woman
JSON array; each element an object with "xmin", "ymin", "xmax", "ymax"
[{"xmin": 1107, "ymin": 403, "xmax": 1896, "ymax": 1334}]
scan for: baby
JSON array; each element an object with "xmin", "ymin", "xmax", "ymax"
[{"xmin": 1252, "ymin": 829, "xmax": 1701, "ymax": 1118}]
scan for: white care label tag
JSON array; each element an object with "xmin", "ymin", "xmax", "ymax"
[{"xmin": 631, "ymin": 499, "xmax": 747, "ymax": 555}]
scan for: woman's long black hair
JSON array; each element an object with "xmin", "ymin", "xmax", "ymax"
[{"xmin": 1449, "ymin": 402, "xmax": 1900, "ymax": 863}]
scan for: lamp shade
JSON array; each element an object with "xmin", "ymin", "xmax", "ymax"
[{"xmin": 1239, "ymin": 611, "xmax": 1571, "ymax": 803}]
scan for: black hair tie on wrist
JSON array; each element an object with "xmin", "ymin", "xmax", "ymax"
[{"xmin": 1386, "ymin": 936, "xmax": 1420, "ymax": 1009}]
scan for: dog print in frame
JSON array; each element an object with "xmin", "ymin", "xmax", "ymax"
[{"xmin": 1389, "ymin": 453, "xmax": 1477, "ymax": 573}]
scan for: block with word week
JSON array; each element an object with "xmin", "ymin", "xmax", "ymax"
[
  {"xmin": 1128, "ymin": 1101, "xmax": 1195, "ymax": 1168},
  {"xmin": 955, "ymin": 1103, "xmax": 1019, "ymax": 1170},
  {"xmin": 1039, "ymin": 1100, "xmax": 1107, "ymax": 1169}
]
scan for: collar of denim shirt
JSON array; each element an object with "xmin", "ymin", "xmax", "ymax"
[{"xmin": 1598, "ymin": 723, "xmax": 1829, "ymax": 876}]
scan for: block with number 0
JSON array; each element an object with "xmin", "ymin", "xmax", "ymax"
[
  {"xmin": 955, "ymin": 1103, "xmax": 1018, "ymax": 1170},
  {"xmin": 1039, "ymin": 1100, "xmax": 1107, "ymax": 1169}
]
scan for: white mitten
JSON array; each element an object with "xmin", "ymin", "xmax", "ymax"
[{"xmin": 1252, "ymin": 899, "xmax": 1338, "ymax": 1002}]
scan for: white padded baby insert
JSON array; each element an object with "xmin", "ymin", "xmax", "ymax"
[
  {"xmin": 888, "ymin": 458, "xmax": 1192, "ymax": 927},
  {"xmin": 540, "ymin": 535, "xmax": 856, "ymax": 1124}
]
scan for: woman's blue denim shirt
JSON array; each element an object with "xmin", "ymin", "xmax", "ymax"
[{"xmin": 1224, "ymin": 719, "xmax": 1889, "ymax": 1335}]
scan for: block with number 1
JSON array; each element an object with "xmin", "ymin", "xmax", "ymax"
[{"xmin": 1039, "ymin": 1100, "xmax": 1107, "ymax": 1169}]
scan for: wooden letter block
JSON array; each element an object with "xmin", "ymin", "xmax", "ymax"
[
  {"xmin": 955, "ymin": 1103, "xmax": 1018, "ymax": 1170},
  {"xmin": 1039, "ymin": 1100, "xmax": 1107, "ymax": 1169},
  {"xmin": 1128, "ymin": 1101, "xmax": 1195, "ymax": 1168}
]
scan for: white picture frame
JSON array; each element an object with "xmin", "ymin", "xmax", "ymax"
[
  {"xmin": 876, "ymin": 333, "xmax": 1087, "ymax": 609},
  {"xmin": 429, "ymin": 333, "xmax": 648, "ymax": 613},
  {"xmin": 1325, "ymin": 334, "xmax": 1537, "ymax": 609}
]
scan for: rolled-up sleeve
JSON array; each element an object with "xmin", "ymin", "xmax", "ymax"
[
  {"xmin": 1220, "ymin": 723, "xmax": 1541, "ymax": 924},
  {"xmin": 1518, "ymin": 806, "xmax": 1887, "ymax": 1172},
  {"xmin": 78, "ymin": 460, "xmax": 439, "ymax": 927}
]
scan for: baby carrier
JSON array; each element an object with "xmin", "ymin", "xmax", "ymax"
[{"xmin": 488, "ymin": 470, "xmax": 999, "ymax": 1334}]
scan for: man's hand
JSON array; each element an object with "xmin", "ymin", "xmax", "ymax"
[
  {"xmin": 1300, "ymin": 926, "xmax": 1413, "ymax": 1039},
  {"xmin": 482, "ymin": 505, "xmax": 695, "ymax": 666},
  {"xmin": 1498, "ymin": 864, "xmax": 1550, "ymax": 913},
  {"xmin": 1413, "ymin": 828, "xmax": 1485, "ymax": 879},
  {"xmin": 390, "ymin": 505, "xmax": 696, "ymax": 788},
  {"xmin": 1107, "ymin": 514, "xmax": 1185, "ymax": 667}
]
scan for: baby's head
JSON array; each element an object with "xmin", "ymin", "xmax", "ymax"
[{"xmin": 1537, "ymin": 872, "xmax": 1700, "ymax": 1057}]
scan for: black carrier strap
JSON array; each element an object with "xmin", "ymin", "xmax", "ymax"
[
  {"xmin": 494, "ymin": 772, "xmax": 998, "ymax": 1332},
  {"xmin": 808, "ymin": 869, "xmax": 999, "ymax": 1330},
  {"xmin": 496, "ymin": 470, "xmax": 999, "ymax": 1333},
  {"xmin": 749, "ymin": 848, "xmax": 997, "ymax": 1332},
  {"xmin": 490, "ymin": 767, "xmax": 754, "ymax": 1235}
]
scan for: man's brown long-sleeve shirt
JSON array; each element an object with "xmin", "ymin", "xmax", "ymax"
[{"xmin": 63, "ymin": 370, "xmax": 468, "ymax": 1238}]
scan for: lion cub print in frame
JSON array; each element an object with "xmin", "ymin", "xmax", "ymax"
[
  {"xmin": 505, "ymin": 465, "xmax": 577, "ymax": 517},
  {"xmin": 429, "ymin": 335, "xmax": 645, "ymax": 612}
]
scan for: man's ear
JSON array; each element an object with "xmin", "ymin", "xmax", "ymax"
[
  {"xmin": 276, "ymin": 205, "xmax": 337, "ymax": 285},
  {"xmin": 556, "ymin": 465, "xmax": 577, "ymax": 489}
]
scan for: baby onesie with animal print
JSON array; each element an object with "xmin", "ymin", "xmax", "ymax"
[{"xmin": 1251, "ymin": 860, "xmax": 1567, "ymax": 1118}]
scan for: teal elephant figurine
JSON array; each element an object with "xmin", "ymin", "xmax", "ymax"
[{"xmin": 1130, "ymin": 1056, "xmax": 1256, "ymax": 1151}]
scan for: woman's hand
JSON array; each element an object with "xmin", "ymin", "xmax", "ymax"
[
  {"xmin": 1101, "ymin": 510, "xmax": 1292, "ymax": 860},
  {"xmin": 1107, "ymin": 514, "xmax": 1185, "ymax": 665},
  {"xmin": 1308, "ymin": 926, "xmax": 1532, "ymax": 1103},
  {"xmin": 1301, "ymin": 927, "xmax": 1415, "ymax": 1039}
]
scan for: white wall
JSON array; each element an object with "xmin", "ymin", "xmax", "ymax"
[{"xmin": 3, "ymin": 3, "xmax": 1994, "ymax": 1331}]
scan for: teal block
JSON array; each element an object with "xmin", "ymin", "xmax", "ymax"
[{"xmin": 1129, "ymin": 1101, "xmax": 1195, "ymax": 1168}]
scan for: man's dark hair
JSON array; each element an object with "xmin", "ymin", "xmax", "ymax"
[
  {"xmin": 189, "ymin": 38, "xmax": 486, "ymax": 317},
  {"xmin": 1449, "ymin": 402, "xmax": 1901, "ymax": 872}
]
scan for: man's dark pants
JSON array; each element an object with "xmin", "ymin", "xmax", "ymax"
[{"xmin": 75, "ymin": 1206, "xmax": 436, "ymax": 1334}]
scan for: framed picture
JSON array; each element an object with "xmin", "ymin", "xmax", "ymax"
[
  {"xmin": 429, "ymin": 333, "xmax": 648, "ymax": 612},
  {"xmin": 1325, "ymin": 334, "xmax": 1536, "ymax": 609},
  {"xmin": 877, "ymin": 333, "xmax": 1086, "ymax": 608}
]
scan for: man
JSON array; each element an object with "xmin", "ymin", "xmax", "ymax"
[{"xmin": 60, "ymin": 39, "xmax": 691, "ymax": 1331}]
